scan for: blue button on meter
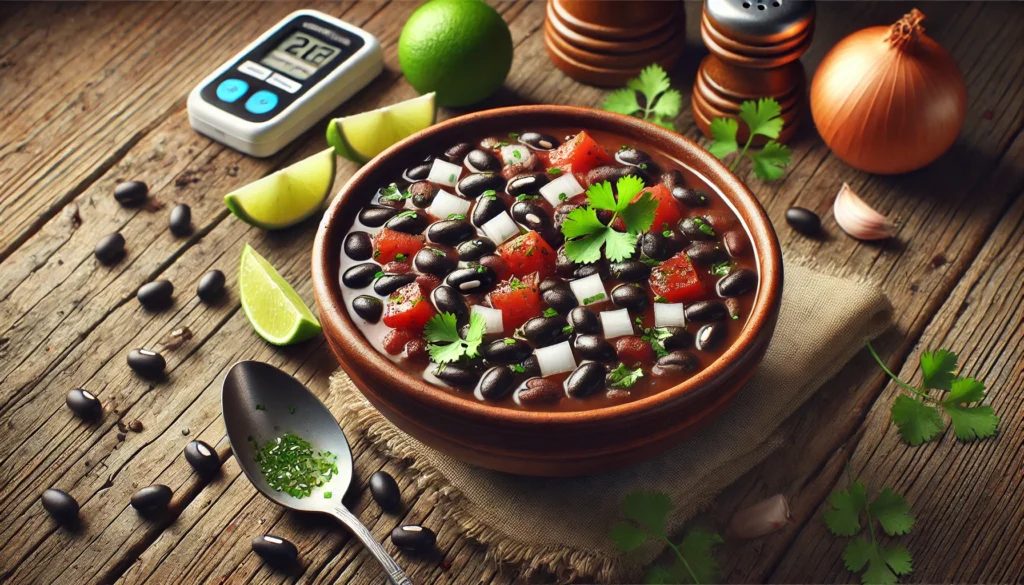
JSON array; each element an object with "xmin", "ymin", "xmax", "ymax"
[
  {"xmin": 216, "ymin": 79, "xmax": 248, "ymax": 103},
  {"xmin": 245, "ymin": 90, "xmax": 279, "ymax": 115}
]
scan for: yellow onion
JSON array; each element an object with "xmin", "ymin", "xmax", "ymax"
[{"xmin": 810, "ymin": 9, "xmax": 967, "ymax": 175}]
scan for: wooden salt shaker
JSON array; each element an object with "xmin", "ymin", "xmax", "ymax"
[{"xmin": 693, "ymin": 0, "xmax": 814, "ymax": 144}]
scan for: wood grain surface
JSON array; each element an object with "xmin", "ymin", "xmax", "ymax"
[{"xmin": 0, "ymin": 1, "xmax": 1021, "ymax": 584}]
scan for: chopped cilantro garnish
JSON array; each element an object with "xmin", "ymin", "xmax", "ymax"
[
  {"xmin": 255, "ymin": 404, "xmax": 265, "ymax": 411},
  {"xmin": 608, "ymin": 363, "xmax": 644, "ymax": 388},
  {"xmin": 447, "ymin": 213, "xmax": 466, "ymax": 220},
  {"xmin": 448, "ymin": 173, "xmax": 456, "ymax": 182},
  {"xmin": 509, "ymin": 276, "xmax": 526, "ymax": 291},
  {"xmin": 516, "ymin": 194, "xmax": 540, "ymax": 201},
  {"xmin": 561, "ymin": 324, "xmax": 574, "ymax": 335},
  {"xmin": 503, "ymin": 338, "xmax": 516, "ymax": 345},
  {"xmin": 547, "ymin": 167, "xmax": 563, "ymax": 176},
  {"xmin": 289, "ymin": 407, "xmax": 296, "ymax": 414},
  {"xmin": 395, "ymin": 210, "xmax": 418, "ymax": 219},
  {"xmin": 374, "ymin": 271, "xmax": 384, "ymax": 280},
  {"xmin": 662, "ymin": 230, "xmax": 672, "ymax": 237},
  {"xmin": 513, "ymin": 149, "xmax": 522, "ymax": 159},
  {"xmin": 582, "ymin": 292, "xmax": 606, "ymax": 305},
  {"xmin": 500, "ymin": 141, "xmax": 509, "ymax": 147},
  {"xmin": 395, "ymin": 253, "xmax": 407, "ymax": 261},
  {"xmin": 324, "ymin": 491, "xmax": 333, "ymax": 499},
  {"xmin": 654, "ymin": 295, "xmax": 668, "ymax": 303},
  {"xmin": 710, "ymin": 261, "xmax": 732, "ymax": 276},
  {"xmin": 251, "ymin": 433, "xmax": 338, "ymax": 499},
  {"xmin": 425, "ymin": 312, "xmax": 486, "ymax": 364},
  {"xmin": 561, "ymin": 176, "xmax": 657, "ymax": 263},
  {"xmin": 558, "ymin": 193, "xmax": 568, "ymax": 202},
  {"xmin": 640, "ymin": 326, "xmax": 673, "ymax": 358},
  {"xmin": 509, "ymin": 132, "xmax": 519, "ymax": 139},
  {"xmin": 430, "ymin": 248, "xmax": 446, "ymax": 256},
  {"xmin": 542, "ymin": 308, "xmax": 558, "ymax": 317},
  {"xmin": 481, "ymin": 189, "xmax": 497, "ymax": 199},
  {"xmin": 476, "ymin": 265, "xmax": 486, "ymax": 273},
  {"xmin": 692, "ymin": 217, "xmax": 716, "ymax": 236},
  {"xmin": 510, "ymin": 364, "xmax": 526, "ymax": 373}
]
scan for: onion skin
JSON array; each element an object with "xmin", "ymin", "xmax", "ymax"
[
  {"xmin": 810, "ymin": 9, "xmax": 967, "ymax": 175},
  {"xmin": 730, "ymin": 494, "xmax": 791, "ymax": 540}
]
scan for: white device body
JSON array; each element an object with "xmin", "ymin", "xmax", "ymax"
[{"xmin": 187, "ymin": 10, "xmax": 382, "ymax": 157}]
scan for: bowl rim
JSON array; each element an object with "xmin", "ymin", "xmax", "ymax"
[{"xmin": 312, "ymin": 105, "xmax": 783, "ymax": 427}]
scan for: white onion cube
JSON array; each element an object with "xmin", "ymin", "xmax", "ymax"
[
  {"xmin": 471, "ymin": 305, "xmax": 504, "ymax": 335},
  {"xmin": 600, "ymin": 309, "xmax": 634, "ymax": 339},
  {"xmin": 427, "ymin": 189, "xmax": 471, "ymax": 220},
  {"xmin": 569, "ymin": 274, "xmax": 607, "ymax": 306},
  {"xmin": 481, "ymin": 211, "xmax": 519, "ymax": 245},
  {"xmin": 427, "ymin": 159, "xmax": 462, "ymax": 188},
  {"xmin": 535, "ymin": 341, "xmax": 576, "ymax": 377},
  {"xmin": 654, "ymin": 303, "xmax": 686, "ymax": 328},
  {"xmin": 540, "ymin": 174, "xmax": 585, "ymax": 207}
]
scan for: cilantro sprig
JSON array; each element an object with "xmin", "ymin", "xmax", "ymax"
[
  {"xmin": 824, "ymin": 470, "xmax": 914, "ymax": 585},
  {"xmin": 602, "ymin": 64, "xmax": 682, "ymax": 130},
  {"xmin": 561, "ymin": 175, "xmax": 657, "ymax": 263},
  {"xmin": 610, "ymin": 492, "xmax": 722, "ymax": 584},
  {"xmin": 608, "ymin": 363, "xmax": 644, "ymax": 389},
  {"xmin": 708, "ymin": 98, "xmax": 792, "ymax": 181},
  {"xmin": 424, "ymin": 312, "xmax": 485, "ymax": 364},
  {"xmin": 866, "ymin": 342, "xmax": 999, "ymax": 445}
]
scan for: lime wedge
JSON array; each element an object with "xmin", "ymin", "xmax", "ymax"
[
  {"xmin": 327, "ymin": 92, "xmax": 436, "ymax": 163},
  {"xmin": 239, "ymin": 244, "xmax": 321, "ymax": 346},
  {"xmin": 225, "ymin": 148, "xmax": 336, "ymax": 230}
]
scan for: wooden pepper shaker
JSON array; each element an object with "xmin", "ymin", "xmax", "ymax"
[{"xmin": 693, "ymin": 0, "xmax": 814, "ymax": 144}]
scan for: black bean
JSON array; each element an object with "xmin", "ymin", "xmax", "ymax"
[
  {"xmin": 471, "ymin": 195, "xmax": 507, "ymax": 228},
  {"xmin": 374, "ymin": 273, "xmax": 417, "ymax": 296},
  {"xmin": 661, "ymin": 326, "xmax": 694, "ymax": 351},
  {"xmin": 358, "ymin": 206, "xmax": 399, "ymax": 227},
  {"xmin": 573, "ymin": 261, "xmax": 608, "ymax": 280},
  {"xmin": 519, "ymin": 355, "xmax": 541, "ymax": 377},
  {"xmin": 131, "ymin": 484, "xmax": 172, "ymax": 515},
  {"xmin": 137, "ymin": 279, "xmax": 174, "ymax": 311},
  {"xmin": 252, "ymin": 535, "xmax": 299, "ymax": 568},
  {"xmin": 652, "ymin": 351, "xmax": 700, "ymax": 376},
  {"xmin": 553, "ymin": 203, "xmax": 582, "ymax": 232},
  {"xmin": 686, "ymin": 241, "xmax": 729, "ymax": 266},
  {"xmin": 404, "ymin": 162, "xmax": 432, "ymax": 182},
  {"xmin": 413, "ymin": 247, "xmax": 455, "ymax": 277},
  {"xmin": 568, "ymin": 307, "xmax": 601, "ymax": 335},
  {"xmin": 167, "ymin": 204, "xmax": 193, "ymax": 236},
  {"xmin": 611, "ymin": 283, "xmax": 649, "ymax": 311},
  {"xmin": 511, "ymin": 201, "xmax": 552, "ymax": 233},
  {"xmin": 685, "ymin": 300, "xmax": 729, "ymax": 322},
  {"xmin": 128, "ymin": 349, "xmax": 166, "ymax": 379},
  {"xmin": 184, "ymin": 440, "xmax": 220, "ymax": 476},
  {"xmin": 456, "ymin": 238, "xmax": 496, "ymax": 262},
  {"xmin": 391, "ymin": 525, "xmax": 437, "ymax": 553},
  {"xmin": 615, "ymin": 147, "xmax": 654, "ymax": 169},
  {"xmin": 506, "ymin": 172, "xmax": 549, "ymax": 197},
  {"xmin": 409, "ymin": 181, "xmax": 438, "ymax": 208},
  {"xmin": 609, "ymin": 260, "xmax": 651, "ymax": 282},
  {"xmin": 672, "ymin": 187, "xmax": 710, "ymax": 207},
  {"xmin": 786, "ymin": 207, "xmax": 821, "ymax": 235},
  {"xmin": 717, "ymin": 268, "xmax": 758, "ymax": 297},
  {"xmin": 352, "ymin": 295, "xmax": 384, "ymax": 323},
  {"xmin": 369, "ymin": 471, "xmax": 401, "ymax": 511},
  {"xmin": 427, "ymin": 219, "xmax": 475, "ymax": 246},
  {"xmin": 384, "ymin": 211, "xmax": 428, "ymax": 235},
  {"xmin": 197, "ymin": 269, "xmax": 226, "ymax": 302},
  {"xmin": 431, "ymin": 285, "xmax": 469, "ymax": 324},
  {"xmin": 479, "ymin": 366, "xmax": 516, "ymax": 401},
  {"xmin": 445, "ymin": 265, "xmax": 497, "ymax": 294},
  {"xmin": 432, "ymin": 362, "xmax": 480, "ymax": 388},
  {"xmin": 573, "ymin": 335, "xmax": 616, "ymax": 361},
  {"xmin": 66, "ymin": 388, "xmax": 102, "ymax": 420},
  {"xmin": 114, "ymin": 180, "xmax": 148, "ymax": 207},
  {"xmin": 445, "ymin": 142, "xmax": 474, "ymax": 163},
  {"xmin": 538, "ymin": 278, "xmax": 563, "ymax": 294},
  {"xmin": 41, "ymin": 489, "xmax": 79, "ymax": 525},
  {"xmin": 679, "ymin": 216, "xmax": 717, "ymax": 240},
  {"xmin": 566, "ymin": 363, "xmax": 606, "ymax": 398},
  {"xmin": 94, "ymin": 233, "xmax": 126, "ymax": 265},
  {"xmin": 465, "ymin": 149, "xmax": 501, "ymax": 173},
  {"xmin": 538, "ymin": 283, "xmax": 573, "ymax": 314},
  {"xmin": 522, "ymin": 315, "xmax": 570, "ymax": 346},
  {"xmin": 586, "ymin": 164, "xmax": 650, "ymax": 187},
  {"xmin": 342, "ymin": 263, "xmax": 380, "ymax": 288},
  {"xmin": 660, "ymin": 170, "xmax": 684, "ymax": 190},
  {"xmin": 458, "ymin": 172, "xmax": 506, "ymax": 199},
  {"xmin": 555, "ymin": 246, "xmax": 574, "ymax": 277},
  {"xmin": 483, "ymin": 339, "xmax": 532, "ymax": 366},
  {"xmin": 695, "ymin": 323, "xmax": 728, "ymax": 351},
  {"xmin": 519, "ymin": 132, "xmax": 560, "ymax": 151},
  {"xmin": 344, "ymin": 232, "xmax": 373, "ymax": 260},
  {"xmin": 517, "ymin": 378, "xmax": 563, "ymax": 404},
  {"xmin": 639, "ymin": 231, "xmax": 672, "ymax": 261},
  {"xmin": 723, "ymin": 231, "xmax": 749, "ymax": 258}
]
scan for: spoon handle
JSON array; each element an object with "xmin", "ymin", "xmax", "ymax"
[{"xmin": 331, "ymin": 505, "xmax": 413, "ymax": 585}]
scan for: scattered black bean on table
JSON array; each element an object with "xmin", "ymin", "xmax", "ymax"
[
  {"xmin": 66, "ymin": 388, "xmax": 102, "ymax": 420},
  {"xmin": 94, "ymin": 233, "xmax": 126, "ymax": 265},
  {"xmin": 252, "ymin": 534, "xmax": 299, "ymax": 568},
  {"xmin": 113, "ymin": 180, "xmax": 148, "ymax": 207},
  {"xmin": 168, "ymin": 203, "xmax": 192, "ymax": 236},
  {"xmin": 390, "ymin": 525, "xmax": 437, "ymax": 553},
  {"xmin": 368, "ymin": 471, "xmax": 401, "ymax": 512},
  {"xmin": 785, "ymin": 206, "xmax": 822, "ymax": 235},
  {"xmin": 127, "ymin": 348, "xmax": 166, "ymax": 379},
  {"xmin": 41, "ymin": 488, "xmax": 79, "ymax": 525},
  {"xmin": 184, "ymin": 440, "xmax": 220, "ymax": 476},
  {"xmin": 137, "ymin": 279, "xmax": 174, "ymax": 311},
  {"xmin": 130, "ymin": 484, "xmax": 172, "ymax": 516},
  {"xmin": 197, "ymin": 269, "xmax": 226, "ymax": 303}
]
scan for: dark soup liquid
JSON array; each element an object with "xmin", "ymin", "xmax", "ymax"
[{"xmin": 338, "ymin": 128, "xmax": 758, "ymax": 411}]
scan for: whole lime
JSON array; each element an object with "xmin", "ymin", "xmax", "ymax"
[{"xmin": 399, "ymin": 0, "xmax": 513, "ymax": 108}]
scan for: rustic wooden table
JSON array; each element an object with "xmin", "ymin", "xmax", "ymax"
[{"xmin": 1, "ymin": 1, "xmax": 1022, "ymax": 583}]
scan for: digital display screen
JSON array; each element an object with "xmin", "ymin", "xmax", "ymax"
[{"xmin": 260, "ymin": 31, "xmax": 342, "ymax": 81}]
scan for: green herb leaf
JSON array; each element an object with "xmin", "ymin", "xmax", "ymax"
[
  {"xmin": 628, "ymin": 64, "xmax": 672, "ymax": 108},
  {"xmin": 677, "ymin": 529, "xmax": 724, "ymax": 585},
  {"xmin": 823, "ymin": 481, "xmax": 867, "ymax": 537},
  {"xmin": 608, "ymin": 363, "xmax": 644, "ymax": 389},
  {"xmin": 749, "ymin": 141, "xmax": 791, "ymax": 181},
  {"xmin": 739, "ymin": 97, "xmax": 784, "ymax": 140},
  {"xmin": 622, "ymin": 491, "xmax": 672, "ymax": 535},
  {"xmin": 707, "ymin": 117, "xmax": 739, "ymax": 159},
  {"xmin": 582, "ymin": 292, "xmax": 606, "ymax": 305},
  {"xmin": 425, "ymin": 312, "xmax": 486, "ymax": 364},
  {"xmin": 561, "ymin": 176, "xmax": 655, "ymax": 263},
  {"xmin": 920, "ymin": 349, "xmax": 958, "ymax": 390},
  {"xmin": 609, "ymin": 522, "xmax": 649, "ymax": 552},
  {"xmin": 707, "ymin": 98, "xmax": 790, "ymax": 181},
  {"xmin": 869, "ymin": 488, "xmax": 915, "ymax": 536},
  {"xmin": 447, "ymin": 213, "xmax": 466, "ymax": 220},
  {"xmin": 710, "ymin": 261, "xmax": 732, "ymax": 276},
  {"xmin": 547, "ymin": 167, "xmax": 563, "ymax": 176},
  {"xmin": 542, "ymin": 308, "xmax": 558, "ymax": 317},
  {"xmin": 601, "ymin": 65, "xmax": 679, "ymax": 128},
  {"xmin": 942, "ymin": 403, "xmax": 999, "ymax": 441},
  {"xmin": 890, "ymin": 395, "xmax": 944, "ymax": 446},
  {"xmin": 650, "ymin": 88, "xmax": 682, "ymax": 119},
  {"xmin": 602, "ymin": 88, "xmax": 642, "ymax": 116}
]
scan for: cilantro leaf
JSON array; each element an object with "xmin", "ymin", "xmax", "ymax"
[
  {"xmin": 823, "ymin": 481, "xmax": 867, "ymax": 537},
  {"xmin": 739, "ymin": 97, "xmax": 784, "ymax": 140},
  {"xmin": 869, "ymin": 488, "xmax": 915, "ymax": 536},
  {"xmin": 564, "ymin": 228, "xmax": 608, "ymax": 264},
  {"xmin": 622, "ymin": 491, "xmax": 672, "ymax": 535},
  {"xmin": 609, "ymin": 363, "xmax": 644, "ymax": 389},
  {"xmin": 651, "ymin": 88, "xmax": 682, "ymax": 119},
  {"xmin": 941, "ymin": 404, "xmax": 999, "ymax": 441},
  {"xmin": 843, "ymin": 538, "xmax": 901, "ymax": 585},
  {"xmin": 881, "ymin": 545, "xmax": 913, "ymax": 576},
  {"xmin": 612, "ymin": 175, "xmax": 646, "ymax": 210},
  {"xmin": 644, "ymin": 565, "xmax": 676, "ymax": 585},
  {"xmin": 424, "ymin": 312, "xmax": 485, "ymax": 363},
  {"xmin": 424, "ymin": 312, "xmax": 460, "ymax": 344},
  {"xmin": 945, "ymin": 376, "xmax": 985, "ymax": 404},
  {"xmin": 561, "ymin": 206, "xmax": 604, "ymax": 240},
  {"xmin": 708, "ymin": 117, "xmax": 739, "ymax": 159},
  {"xmin": 603, "ymin": 88, "xmax": 641, "ymax": 116},
  {"xmin": 609, "ymin": 522, "xmax": 648, "ymax": 552},
  {"xmin": 890, "ymin": 395, "xmax": 944, "ymax": 446},
  {"xmin": 618, "ymin": 190, "xmax": 658, "ymax": 233},
  {"xmin": 604, "ymin": 230, "xmax": 638, "ymax": 262},
  {"xmin": 602, "ymin": 64, "xmax": 679, "ymax": 129},
  {"xmin": 677, "ymin": 529, "xmax": 723, "ymax": 585},
  {"xmin": 586, "ymin": 180, "xmax": 618, "ymax": 211},
  {"xmin": 628, "ymin": 64, "xmax": 671, "ymax": 105},
  {"xmin": 427, "ymin": 338, "xmax": 466, "ymax": 364},
  {"xmin": 749, "ymin": 141, "xmax": 791, "ymax": 181},
  {"xmin": 561, "ymin": 176, "xmax": 656, "ymax": 263},
  {"xmin": 920, "ymin": 349, "xmax": 958, "ymax": 390}
]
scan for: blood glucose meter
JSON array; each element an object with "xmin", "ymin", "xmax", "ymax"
[{"xmin": 187, "ymin": 10, "xmax": 382, "ymax": 157}]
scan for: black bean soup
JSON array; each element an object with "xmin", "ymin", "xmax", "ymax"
[{"xmin": 338, "ymin": 128, "xmax": 758, "ymax": 411}]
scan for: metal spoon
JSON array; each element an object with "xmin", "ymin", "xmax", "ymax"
[{"xmin": 222, "ymin": 360, "xmax": 412, "ymax": 585}]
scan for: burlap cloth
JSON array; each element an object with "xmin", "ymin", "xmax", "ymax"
[{"xmin": 330, "ymin": 262, "xmax": 892, "ymax": 582}]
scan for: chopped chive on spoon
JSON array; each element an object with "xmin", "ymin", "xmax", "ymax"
[{"xmin": 222, "ymin": 360, "xmax": 412, "ymax": 585}]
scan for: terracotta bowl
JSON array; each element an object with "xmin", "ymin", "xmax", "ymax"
[{"xmin": 311, "ymin": 106, "xmax": 783, "ymax": 477}]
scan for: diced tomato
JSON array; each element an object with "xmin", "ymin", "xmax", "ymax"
[
  {"xmin": 382, "ymin": 327, "xmax": 420, "ymax": 355},
  {"xmin": 614, "ymin": 336, "xmax": 655, "ymax": 366},
  {"xmin": 415, "ymin": 273, "xmax": 441, "ymax": 294},
  {"xmin": 548, "ymin": 131, "xmax": 613, "ymax": 175},
  {"xmin": 488, "ymin": 272, "xmax": 543, "ymax": 333},
  {"xmin": 645, "ymin": 184, "xmax": 683, "ymax": 231},
  {"xmin": 383, "ymin": 282, "xmax": 435, "ymax": 329},
  {"xmin": 373, "ymin": 229, "xmax": 424, "ymax": 264},
  {"xmin": 497, "ymin": 231, "xmax": 556, "ymax": 279},
  {"xmin": 649, "ymin": 253, "xmax": 706, "ymax": 304}
]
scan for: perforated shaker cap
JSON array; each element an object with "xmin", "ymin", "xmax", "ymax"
[{"xmin": 705, "ymin": 0, "xmax": 814, "ymax": 44}]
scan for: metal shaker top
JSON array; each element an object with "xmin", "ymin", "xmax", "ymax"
[{"xmin": 704, "ymin": 0, "xmax": 814, "ymax": 44}]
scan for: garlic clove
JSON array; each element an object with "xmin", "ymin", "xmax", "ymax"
[
  {"xmin": 833, "ymin": 182, "xmax": 896, "ymax": 241},
  {"xmin": 729, "ymin": 493, "xmax": 791, "ymax": 540}
]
